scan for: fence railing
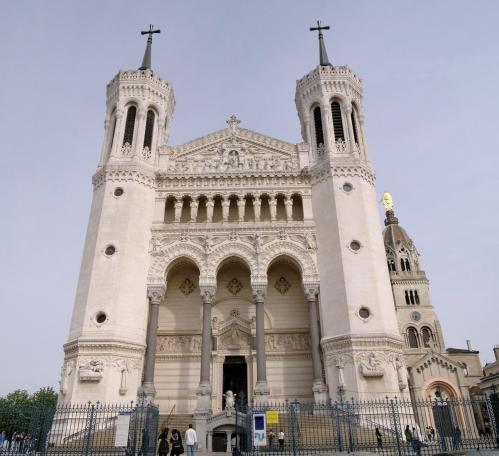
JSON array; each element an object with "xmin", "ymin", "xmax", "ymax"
[
  {"xmin": 0, "ymin": 399, "xmax": 159, "ymax": 455},
  {"xmin": 235, "ymin": 395, "xmax": 499, "ymax": 456}
]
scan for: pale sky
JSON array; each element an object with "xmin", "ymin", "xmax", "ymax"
[{"xmin": 1, "ymin": 1, "xmax": 498, "ymax": 395}]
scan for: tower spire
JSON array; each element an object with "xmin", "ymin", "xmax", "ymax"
[
  {"xmin": 309, "ymin": 20, "xmax": 331, "ymax": 66},
  {"xmin": 139, "ymin": 24, "xmax": 161, "ymax": 71}
]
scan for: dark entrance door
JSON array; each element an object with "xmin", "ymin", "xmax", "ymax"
[{"xmin": 223, "ymin": 356, "xmax": 248, "ymax": 408}]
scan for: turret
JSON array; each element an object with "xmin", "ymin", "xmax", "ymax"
[
  {"xmin": 295, "ymin": 23, "xmax": 407, "ymax": 400},
  {"xmin": 61, "ymin": 27, "xmax": 174, "ymax": 403}
]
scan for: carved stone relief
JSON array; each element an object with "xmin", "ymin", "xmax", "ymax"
[
  {"xmin": 78, "ymin": 360, "xmax": 104, "ymax": 382},
  {"xmin": 274, "ymin": 276, "xmax": 291, "ymax": 295},
  {"xmin": 157, "ymin": 335, "xmax": 202, "ymax": 353},
  {"xmin": 265, "ymin": 333, "xmax": 310, "ymax": 352},
  {"xmin": 179, "ymin": 278, "xmax": 196, "ymax": 296}
]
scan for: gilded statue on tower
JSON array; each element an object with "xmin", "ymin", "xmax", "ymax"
[{"xmin": 381, "ymin": 191, "xmax": 394, "ymax": 212}]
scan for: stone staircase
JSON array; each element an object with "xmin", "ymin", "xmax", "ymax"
[{"xmin": 160, "ymin": 413, "xmax": 195, "ymax": 435}]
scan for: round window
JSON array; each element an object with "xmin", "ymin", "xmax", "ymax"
[
  {"xmin": 343, "ymin": 182, "xmax": 353, "ymax": 192},
  {"xmin": 411, "ymin": 311, "xmax": 421, "ymax": 322},
  {"xmin": 350, "ymin": 241, "xmax": 361, "ymax": 251},
  {"xmin": 359, "ymin": 307, "xmax": 370, "ymax": 319},
  {"xmin": 114, "ymin": 187, "xmax": 124, "ymax": 197},
  {"xmin": 96, "ymin": 312, "xmax": 107, "ymax": 324},
  {"xmin": 105, "ymin": 245, "xmax": 116, "ymax": 256}
]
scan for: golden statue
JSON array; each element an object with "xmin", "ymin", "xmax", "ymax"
[{"xmin": 381, "ymin": 191, "xmax": 394, "ymax": 212}]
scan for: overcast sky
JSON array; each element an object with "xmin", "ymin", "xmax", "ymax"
[{"xmin": 1, "ymin": 1, "xmax": 498, "ymax": 396}]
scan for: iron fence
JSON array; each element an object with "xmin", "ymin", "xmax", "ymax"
[
  {"xmin": 235, "ymin": 395, "xmax": 499, "ymax": 456},
  {"xmin": 0, "ymin": 399, "xmax": 158, "ymax": 456}
]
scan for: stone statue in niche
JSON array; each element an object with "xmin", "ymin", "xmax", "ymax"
[
  {"xmin": 395, "ymin": 356, "xmax": 407, "ymax": 391},
  {"xmin": 304, "ymin": 233, "xmax": 317, "ymax": 250},
  {"xmin": 360, "ymin": 353, "xmax": 385, "ymax": 378},
  {"xmin": 79, "ymin": 360, "xmax": 104, "ymax": 382},
  {"xmin": 224, "ymin": 390, "xmax": 236, "ymax": 410}
]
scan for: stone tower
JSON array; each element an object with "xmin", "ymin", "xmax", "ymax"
[
  {"xmin": 294, "ymin": 26, "xmax": 408, "ymax": 399},
  {"xmin": 383, "ymin": 208, "xmax": 446, "ymax": 352},
  {"xmin": 60, "ymin": 31, "xmax": 175, "ymax": 403}
]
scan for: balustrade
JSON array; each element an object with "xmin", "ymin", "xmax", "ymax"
[{"xmin": 163, "ymin": 192, "xmax": 304, "ymax": 223}]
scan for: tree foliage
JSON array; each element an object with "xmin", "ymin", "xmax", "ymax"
[{"xmin": 0, "ymin": 387, "xmax": 58, "ymax": 436}]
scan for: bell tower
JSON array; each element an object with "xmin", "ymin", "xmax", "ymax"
[
  {"xmin": 295, "ymin": 22, "xmax": 408, "ymax": 400},
  {"xmin": 61, "ymin": 26, "xmax": 175, "ymax": 404}
]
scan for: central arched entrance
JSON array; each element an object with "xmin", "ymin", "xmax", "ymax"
[{"xmin": 223, "ymin": 355, "xmax": 248, "ymax": 408}]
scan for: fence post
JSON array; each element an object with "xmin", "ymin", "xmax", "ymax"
[
  {"xmin": 389, "ymin": 398, "xmax": 402, "ymax": 456},
  {"xmin": 83, "ymin": 403, "xmax": 95, "ymax": 456},
  {"xmin": 346, "ymin": 400, "xmax": 353, "ymax": 453},
  {"xmin": 289, "ymin": 401, "xmax": 299, "ymax": 456},
  {"xmin": 332, "ymin": 400, "xmax": 342, "ymax": 452}
]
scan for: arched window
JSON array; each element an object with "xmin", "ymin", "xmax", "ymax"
[
  {"xmin": 415, "ymin": 290, "xmax": 420, "ymax": 305},
  {"xmin": 409, "ymin": 290, "xmax": 415, "ymax": 305},
  {"xmin": 313, "ymin": 106, "xmax": 324, "ymax": 146},
  {"xmin": 405, "ymin": 258, "xmax": 411, "ymax": 271},
  {"xmin": 421, "ymin": 327, "xmax": 434, "ymax": 348},
  {"xmin": 123, "ymin": 106, "xmax": 137, "ymax": 146},
  {"xmin": 351, "ymin": 106, "xmax": 359, "ymax": 144},
  {"xmin": 108, "ymin": 115, "xmax": 117, "ymax": 157},
  {"xmin": 388, "ymin": 259, "xmax": 396, "ymax": 271},
  {"xmin": 405, "ymin": 290, "xmax": 410, "ymax": 305},
  {"xmin": 401, "ymin": 258, "xmax": 406, "ymax": 272},
  {"xmin": 143, "ymin": 109, "xmax": 155, "ymax": 150},
  {"xmin": 331, "ymin": 101, "xmax": 345, "ymax": 141},
  {"xmin": 407, "ymin": 327, "xmax": 419, "ymax": 348}
]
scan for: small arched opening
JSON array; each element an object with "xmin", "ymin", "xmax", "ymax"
[
  {"xmin": 275, "ymin": 194, "xmax": 286, "ymax": 221},
  {"xmin": 180, "ymin": 196, "xmax": 192, "ymax": 223},
  {"xmin": 291, "ymin": 194, "xmax": 304, "ymax": 221},
  {"xmin": 164, "ymin": 196, "xmax": 176, "ymax": 223}
]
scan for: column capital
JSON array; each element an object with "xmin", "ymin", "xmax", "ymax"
[
  {"xmin": 303, "ymin": 283, "xmax": 320, "ymax": 302},
  {"xmin": 200, "ymin": 285, "xmax": 217, "ymax": 304},
  {"xmin": 252, "ymin": 284, "xmax": 267, "ymax": 303},
  {"xmin": 147, "ymin": 285, "xmax": 166, "ymax": 305}
]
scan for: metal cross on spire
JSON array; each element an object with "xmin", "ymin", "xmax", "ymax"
[
  {"xmin": 139, "ymin": 24, "xmax": 161, "ymax": 71},
  {"xmin": 309, "ymin": 20, "xmax": 331, "ymax": 66}
]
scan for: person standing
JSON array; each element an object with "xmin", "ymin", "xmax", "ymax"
[
  {"xmin": 185, "ymin": 424, "xmax": 197, "ymax": 456},
  {"xmin": 404, "ymin": 425, "xmax": 412, "ymax": 451},
  {"xmin": 170, "ymin": 429, "xmax": 183, "ymax": 456},
  {"xmin": 278, "ymin": 430, "xmax": 285, "ymax": 451},
  {"xmin": 158, "ymin": 428, "xmax": 170, "ymax": 456},
  {"xmin": 375, "ymin": 428, "xmax": 383, "ymax": 450}
]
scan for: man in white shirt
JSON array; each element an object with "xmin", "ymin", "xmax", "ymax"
[{"xmin": 185, "ymin": 424, "xmax": 198, "ymax": 456}]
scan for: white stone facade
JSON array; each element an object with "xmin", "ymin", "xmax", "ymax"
[{"xmin": 61, "ymin": 49, "xmax": 479, "ymax": 418}]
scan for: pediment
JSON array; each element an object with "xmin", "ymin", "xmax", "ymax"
[
  {"xmin": 160, "ymin": 117, "xmax": 302, "ymax": 175},
  {"xmin": 410, "ymin": 350, "xmax": 461, "ymax": 374}
]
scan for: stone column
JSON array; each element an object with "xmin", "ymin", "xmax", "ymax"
[
  {"xmin": 109, "ymin": 108, "xmax": 124, "ymax": 158},
  {"xmin": 320, "ymin": 99, "xmax": 333, "ymax": 151},
  {"xmin": 269, "ymin": 196, "xmax": 277, "ymax": 222},
  {"xmin": 196, "ymin": 285, "xmax": 216, "ymax": 412},
  {"xmin": 253, "ymin": 197, "xmax": 261, "ymax": 221},
  {"xmin": 134, "ymin": 107, "xmax": 147, "ymax": 157},
  {"xmin": 190, "ymin": 199, "xmax": 199, "ymax": 223},
  {"xmin": 237, "ymin": 197, "xmax": 245, "ymax": 222},
  {"xmin": 345, "ymin": 105, "xmax": 357, "ymax": 155},
  {"xmin": 226, "ymin": 431, "xmax": 232, "ymax": 453},
  {"xmin": 221, "ymin": 197, "xmax": 230, "ymax": 222},
  {"xmin": 304, "ymin": 284, "xmax": 328, "ymax": 403},
  {"xmin": 252, "ymin": 285, "xmax": 270, "ymax": 403},
  {"xmin": 206, "ymin": 198, "xmax": 214, "ymax": 223},
  {"xmin": 140, "ymin": 285, "xmax": 166, "ymax": 398},
  {"xmin": 284, "ymin": 196, "xmax": 293, "ymax": 221},
  {"xmin": 174, "ymin": 200, "xmax": 183, "ymax": 223}
]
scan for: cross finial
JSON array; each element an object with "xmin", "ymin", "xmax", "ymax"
[
  {"xmin": 139, "ymin": 24, "xmax": 161, "ymax": 71},
  {"xmin": 309, "ymin": 20, "xmax": 331, "ymax": 66},
  {"xmin": 226, "ymin": 115, "xmax": 241, "ymax": 134}
]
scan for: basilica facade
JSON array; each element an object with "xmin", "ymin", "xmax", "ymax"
[{"xmin": 60, "ymin": 29, "xmax": 481, "ymax": 426}]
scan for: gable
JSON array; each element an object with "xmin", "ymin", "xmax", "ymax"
[{"xmin": 160, "ymin": 122, "xmax": 301, "ymax": 175}]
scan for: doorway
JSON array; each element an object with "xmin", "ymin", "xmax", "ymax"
[{"xmin": 222, "ymin": 356, "xmax": 248, "ymax": 408}]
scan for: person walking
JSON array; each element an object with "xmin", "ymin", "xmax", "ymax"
[
  {"xmin": 405, "ymin": 425, "xmax": 412, "ymax": 451},
  {"xmin": 278, "ymin": 430, "xmax": 285, "ymax": 451},
  {"xmin": 185, "ymin": 424, "xmax": 197, "ymax": 456},
  {"xmin": 375, "ymin": 428, "xmax": 383, "ymax": 451},
  {"xmin": 158, "ymin": 428, "xmax": 170, "ymax": 456},
  {"xmin": 412, "ymin": 427, "xmax": 421, "ymax": 456},
  {"xmin": 170, "ymin": 429, "xmax": 184, "ymax": 456},
  {"xmin": 268, "ymin": 430, "xmax": 275, "ymax": 451}
]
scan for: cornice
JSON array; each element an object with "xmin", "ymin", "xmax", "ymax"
[
  {"xmin": 93, "ymin": 164, "xmax": 156, "ymax": 190},
  {"xmin": 155, "ymin": 172, "xmax": 311, "ymax": 189},
  {"xmin": 63, "ymin": 339, "xmax": 145, "ymax": 357},
  {"xmin": 321, "ymin": 334, "xmax": 404, "ymax": 353},
  {"xmin": 310, "ymin": 160, "xmax": 376, "ymax": 186}
]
